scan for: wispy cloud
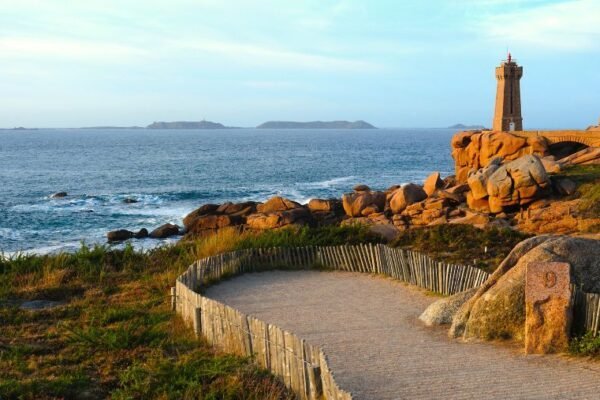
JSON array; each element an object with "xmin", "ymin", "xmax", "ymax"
[
  {"xmin": 175, "ymin": 38, "xmax": 382, "ymax": 72},
  {"xmin": 0, "ymin": 37, "xmax": 149, "ymax": 61},
  {"xmin": 477, "ymin": 0, "xmax": 600, "ymax": 51}
]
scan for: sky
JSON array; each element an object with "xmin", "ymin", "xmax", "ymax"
[{"xmin": 0, "ymin": 0, "xmax": 598, "ymax": 129}]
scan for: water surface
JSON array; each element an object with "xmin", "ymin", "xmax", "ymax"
[{"xmin": 0, "ymin": 128, "xmax": 455, "ymax": 253}]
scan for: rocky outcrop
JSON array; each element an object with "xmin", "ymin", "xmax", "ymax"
[
  {"xmin": 540, "ymin": 156, "xmax": 562, "ymax": 174},
  {"xmin": 216, "ymin": 201, "xmax": 258, "ymax": 217},
  {"xmin": 452, "ymin": 131, "xmax": 549, "ymax": 183},
  {"xmin": 552, "ymin": 178, "xmax": 577, "ymax": 196},
  {"xmin": 184, "ymin": 201, "xmax": 258, "ymax": 236},
  {"xmin": 465, "ymin": 192, "xmax": 490, "ymax": 213},
  {"xmin": 308, "ymin": 198, "xmax": 344, "ymax": 226},
  {"xmin": 557, "ymin": 147, "xmax": 600, "ymax": 166},
  {"xmin": 149, "ymin": 223, "xmax": 180, "ymax": 239},
  {"xmin": 463, "ymin": 155, "xmax": 551, "ymax": 214},
  {"xmin": 423, "ymin": 172, "xmax": 443, "ymax": 196},
  {"xmin": 452, "ymin": 129, "xmax": 600, "ymax": 181},
  {"xmin": 308, "ymin": 198, "xmax": 341, "ymax": 213},
  {"xmin": 341, "ymin": 214, "xmax": 400, "ymax": 241},
  {"xmin": 514, "ymin": 199, "xmax": 600, "ymax": 235},
  {"xmin": 449, "ymin": 236, "xmax": 600, "ymax": 342},
  {"xmin": 388, "ymin": 184, "xmax": 427, "ymax": 214},
  {"xmin": 257, "ymin": 197, "xmax": 301, "ymax": 213},
  {"xmin": 107, "ymin": 229, "xmax": 134, "ymax": 242},
  {"xmin": 246, "ymin": 196, "xmax": 312, "ymax": 230},
  {"xmin": 486, "ymin": 155, "xmax": 551, "ymax": 213},
  {"xmin": 448, "ymin": 210, "xmax": 490, "ymax": 228},
  {"xmin": 188, "ymin": 215, "xmax": 243, "ymax": 234},
  {"xmin": 467, "ymin": 158, "xmax": 501, "ymax": 200},
  {"xmin": 419, "ymin": 288, "xmax": 477, "ymax": 326},
  {"xmin": 342, "ymin": 188, "xmax": 386, "ymax": 217},
  {"xmin": 134, "ymin": 228, "xmax": 148, "ymax": 239},
  {"xmin": 353, "ymin": 184, "xmax": 371, "ymax": 192},
  {"xmin": 246, "ymin": 208, "xmax": 310, "ymax": 230},
  {"xmin": 107, "ymin": 228, "xmax": 148, "ymax": 242},
  {"xmin": 183, "ymin": 204, "xmax": 220, "ymax": 228}
]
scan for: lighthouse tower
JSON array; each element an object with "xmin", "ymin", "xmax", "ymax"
[{"xmin": 492, "ymin": 53, "xmax": 523, "ymax": 131}]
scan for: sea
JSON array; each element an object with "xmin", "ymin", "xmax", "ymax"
[{"xmin": 0, "ymin": 128, "xmax": 456, "ymax": 255}]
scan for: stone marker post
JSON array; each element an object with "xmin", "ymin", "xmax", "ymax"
[{"xmin": 525, "ymin": 262, "xmax": 572, "ymax": 354}]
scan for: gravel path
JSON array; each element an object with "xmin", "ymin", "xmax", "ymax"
[{"xmin": 205, "ymin": 270, "xmax": 600, "ymax": 400}]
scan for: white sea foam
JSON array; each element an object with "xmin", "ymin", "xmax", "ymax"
[
  {"xmin": 1, "ymin": 234, "xmax": 180, "ymax": 258},
  {"xmin": 11, "ymin": 193, "xmax": 168, "ymax": 214},
  {"xmin": 298, "ymin": 176, "xmax": 356, "ymax": 189},
  {"xmin": 111, "ymin": 204, "xmax": 191, "ymax": 218},
  {"xmin": 280, "ymin": 189, "xmax": 313, "ymax": 205},
  {"xmin": 0, "ymin": 228, "xmax": 22, "ymax": 240},
  {"xmin": 1, "ymin": 241, "xmax": 82, "ymax": 258}
]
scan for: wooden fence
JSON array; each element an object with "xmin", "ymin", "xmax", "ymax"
[
  {"xmin": 174, "ymin": 243, "xmax": 600, "ymax": 399},
  {"xmin": 572, "ymin": 288, "xmax": 600, "ymax": 336}
]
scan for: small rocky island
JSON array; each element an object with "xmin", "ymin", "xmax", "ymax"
[
  {"xmin": 448, "ymin": 123, "xmax": 487, "ymax": 130},
  {"xmin": 147, "ymin": 121, "xmax": 229, "ymax": 129},
  {"xmin": 257, "ymin": 120, "xmax": 376, "ymax": 129}
]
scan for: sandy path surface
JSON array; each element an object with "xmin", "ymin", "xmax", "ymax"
[{"xmin": 205, "ymin": 270, "xmax": 600, "ymax": 400}]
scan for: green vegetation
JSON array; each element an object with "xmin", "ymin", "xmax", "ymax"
[
  {"xmin": 389, "ymin": 224, "xmax": 531, "ymax": 273},
  {"xmin": 556, "ymin": 164, "xmax": 600, "ymax": 218},
  {"xmin": 569, "ymin": 332, "xmax": 600, "ymax": 357},
  {"xmin": 0, "ymin": 225, "xmax": 379, "ymax": 399},
  {"xmin": 235, "ymin": 224, "xmax": 383, "ymax": 249}
]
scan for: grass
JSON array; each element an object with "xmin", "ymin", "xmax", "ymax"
[
  {"xmin": 0, "ymin": 225, "xmax": 378, "ymax": 399},
  {"xmin": 389, "ymin": 224, "xmax": 532, "ymax": 273},
  {"xmin": 235, "ymin": 224, "xmax": 383, "ymax": 249},
  {"xmin": 569, "ymin": 332, "xmax": 600, "ymax": 357},
  {"xmin": 555, "ymin": 165, "xmax": 600, "ymax": 219}
]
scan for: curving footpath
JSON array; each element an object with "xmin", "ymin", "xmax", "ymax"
[{"xmin": 205, "ymin": 270, "xmax": 600, "ymax": 400}]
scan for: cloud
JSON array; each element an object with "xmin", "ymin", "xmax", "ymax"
[
  {"xmin": 0, "ymin": 37, "xmax": 149, "ymax": 61},
  {"xmin": 175, "ymin": 38, "xmax": 382, "ymax": 72},
  {"xmin": 477, "ymin": 0, "xmax": 600, "ymax": 51}
]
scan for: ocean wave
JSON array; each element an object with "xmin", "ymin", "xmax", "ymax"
[
  {"xmin": 111, "ymin": 205, "xmax": 191, "ymax": 218},
  {"xmin": 0, "ymin": 228, "xmax": 22, "ymax": 240},
  {"xmin": 1, "ymin": 235, "xmax": 180, "ymax": 258},
  {"xmin": 297, "ymin": 176, "xmax": 356, "ymax": 189},
  {"xmin": 277, "ymin": 189, "xmax": 313, "ymax": 205},
  {"xmin": 1, "ymin": 241, "xmax": 83, "ymax": 258},
  {"xmin": 11, "ymin": 193, "xmax": 167, "ymax": 213}
]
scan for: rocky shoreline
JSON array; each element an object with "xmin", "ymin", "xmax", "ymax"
[{"xmin": 107, "ymin": 130, "xmax": 600, "ymax": 243}]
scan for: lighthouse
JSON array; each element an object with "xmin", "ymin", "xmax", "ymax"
[{"xmin": 492, "ymin": 53, "xmax": 523, "ymax": 132}]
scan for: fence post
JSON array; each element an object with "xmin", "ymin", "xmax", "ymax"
[
  {"xmin": 170, "ymin": 286, "xmax": 177, "ymax": 311},
  {"xmin": 193, "ymin": 307, "xmax": 202, "ymax": 337}
]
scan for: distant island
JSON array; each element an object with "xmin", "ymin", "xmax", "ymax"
[
  {"xmin": 3, "ymin": 120, "xmax": 378, "ymax": 130},
  {"xmin": 81, "ymin": 126, "xmax": 144, "ymax": 129},
  {"xmin": 0, "ymin": 127, "xmax": 38, "ymax": 131},
  {"xmin": 448, "ymin": 123, "xmax": 487, "ymax": 130},
  {"xmin": 257, "ymin": 120, "xmax": 376, "ymax": 129},
  {"xmin": 147, "ymin": 121, "xmax": 231, "ymax": 129}
]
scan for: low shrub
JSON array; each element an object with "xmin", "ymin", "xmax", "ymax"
[
  {"xmin": 555, "ymin": 165, "xmax": 600, "ymax": 219},
  {"xmin": 570, "ymin": 332, "xmax": 600, "ymax": 357},
  {"xmin": 389, "ymin": 224, "xmax": 531, "ymax": 273},
  {"xmin": 236, "ymin": 224, "xmax": 383, "ymax": 250}
]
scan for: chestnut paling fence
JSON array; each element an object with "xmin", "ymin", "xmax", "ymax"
[
  {"xmin": 173, "ymin": 244, "xmax": 600, "ymax": 400},
  {"xmin": 572, "ymin": 288, "xmax": 600, "ymax": 336}
]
